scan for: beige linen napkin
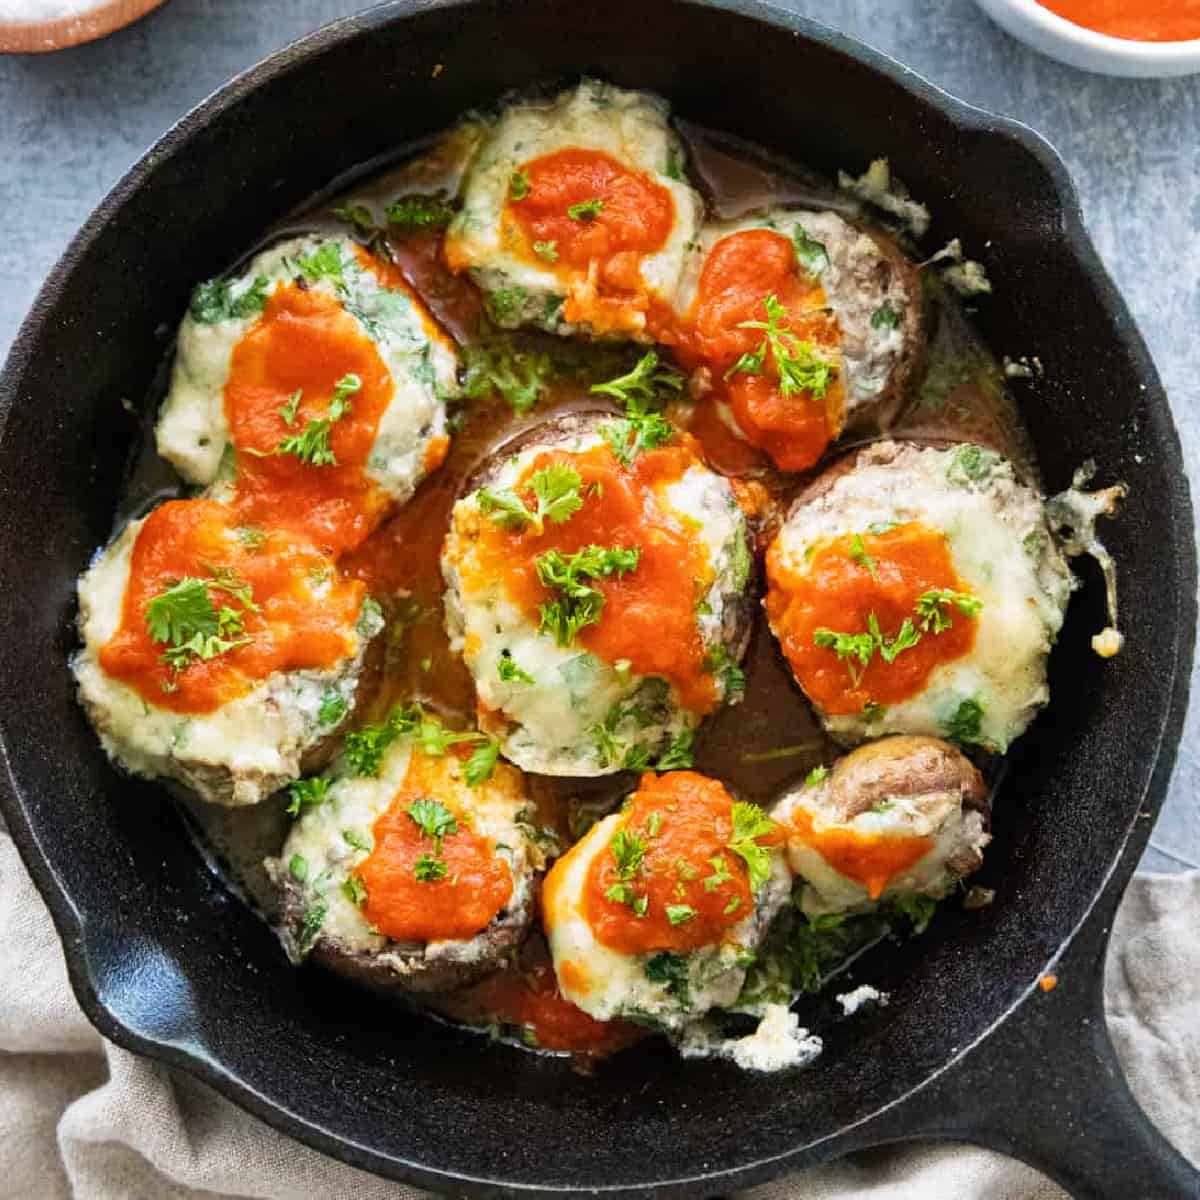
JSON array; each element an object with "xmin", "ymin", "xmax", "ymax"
[{"xmin": 1, "ymin": 830, "xmax": 1195, "ymax": 1200}]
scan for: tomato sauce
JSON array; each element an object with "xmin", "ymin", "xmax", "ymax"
[
  {"xmin": 1036, "ymin": 0, "xmax": 1200, "ymax": 41},
  {"xmin": 581, "ymin": 771, "xmax": 775, "ymax": 955},
  {"xmin": 222, "ymin": 279, "xmax": 394, "ymax": 557},
  {"xmin": 789, "ymin": 804, "xmax": 933, "ymax": 900},
  {"xmin": 439, "ymin": 958, "xmax": 643, "ymax": 1054},
  {"xmin": 765, "ymin": 522, "xmax": 977, "ymax": 715},
  {"xmin": 99, "ymin": 499, "xmax": 363, "ymax": 714},
  {"xmin": 355, "ymin": 751, "xmax": 513, "ymax": 942},
  {"xmin": 669, "ymin": 229, "xmax": 844, "ymax": 472},
  {"xmin": 461, "ymin": 439, "xmax": 718, "ymax": 712},
  {"xmin": 499, "ymin": 148, "xmax": 674, "ymax": 334}
]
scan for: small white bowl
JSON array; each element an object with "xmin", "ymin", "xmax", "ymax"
[{"xmin": 974, "ymin": 0, "xmax": 1200, "ymax": 76}]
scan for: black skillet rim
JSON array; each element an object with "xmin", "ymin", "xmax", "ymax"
[{"xmin": 0, "ymin": 0, "xmax": 1195, "ymax": 1193}]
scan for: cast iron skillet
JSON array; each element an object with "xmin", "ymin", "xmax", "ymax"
[{"xmin": 0, "ymin": 1, "xmax": 1195, "ymax": 1195}]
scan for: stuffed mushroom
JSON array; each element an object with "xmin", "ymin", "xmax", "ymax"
[
  {"xmin": 668, "ymin": 209, "xmax": 924, "ymax": 472},
  {"xmin": 73, "ymin": 498, "xmax": 383, "ymax": 807},
  {"xmin": 441, "ymin": 411, "xmax": 753, "ymax": 776},
  {"xmin": 268, "ymin": 720, "xmax": 538, "ymax": 992},
  {"xmin": 541, "ymin": 770, "xmax": 790, "ymax": 1028},
  {"xmin": 774, "ymin": 736, "xmax": 990, "ymax": 916},
  {"xmin": 444, "ymin": 79, "xmax": 703, "ymax": 340},
  {"xmin": 157, "ymin": 234, "xmax": 457, "ymax": 554},
  {"xmin": 765, "ymin": 441, "xmax": 1073, "ymax": 751}
]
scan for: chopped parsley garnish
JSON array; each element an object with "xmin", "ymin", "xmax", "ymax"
[
  {"xmin": 536, "ymin": 544, "xmax": 640, "ymax": 646},
  {"xmin": 914, "ymin": 588, "xmax": 983, "ymax": 633},
  {"xmin": 330, "ymin": 202, "xmax": 376, "ymax": 236},
  {"xmin": 793, "ymin": 227, "xmax": 829, "ymax": 276},
  {"xmin": 664, "ymin": 146, "xmax": 686, "ymax": 182},
  {"xmin": 296, "ymin": 901, "xmax": 327, "ymax": 956},
  {"xmin": 592, "ymin": 352, "xmax": 684, "ymax": 467},
  {"xmin": 804, "ymin": 765, "xmax": 830, "ymax": 788},
  {"xmin": 644, "ymin": 951, "xmax": 690, "ymax": 1007},
  {"xmin": 508, "ymin": 170, "xmax": 531, "ymax": 201},
  {"xmin": 812, "ymin": 626, "xmax": 877, "ymax": 686},
  {"xmin": 567, "ymin": 198, "xmax": 604, "ymax": 221},
  {"xmin": 145, "ymin": 569, "xmax": 257, "ymax": 676},
  {"xmin": 848, "ymin": 534, "xmax": 880, "ymax": 582},
  {"xmin": 666, "ymin": 904, "xmax": 696, "ymax": 926},
  {"xmin": 702, "ymin": 644, "xmax": 746, "ymax": 701},
  {"xmin": 407, "ymin": 797, "xmax": 457, "ymax": 881},
  {"xmin": 414, "ymin": 854, "xmax": 449, "ymax": 882},
  {"xmin": 286, "ymin": 776, "xmax": 331, "ymax": 817},
  {"xmin": 887, "ymin": 893, "xmax": 939, "ymax": 935},
  {"xmin": 724, "ymin": 895, "xmax": 743, "ymax": 915},
  {"xmin": 277, "ymin": 389, "xmax": 302, "ymax": 426},
  {"xmin": 486, "ymin": 286, "xmax": 528, "ymax": 324},
  {"xmin": 343, "ymin": 703, "xmax": 493, "ymax": 781},
  {"xmin": 591, "ymin": 351, "xmax": 684, "ymax": 408},
  {"xmin": 655, "ymin": 729, "xmax": 695, "ymax": 771},
  {"xmin": 265, "ymin": 373, "xmax": 361, "ymax": 467},
  {"xmin": 606, "ymin": 827, "xmax": 649, "ymax": 914},
  {"xmin": 385, "ymin": 193, "xmax": 455, "ymax": 229},
  {"xmin": 814, "ymin": 581, "xmax": 980, "ymax": 687},
  {"xmin": 342, "ymin": 828, "xmax": 372, "ymax": 852},
  {"xmin": 732, "ymin": 294, "xmax": 835, "ymax": 399},
  {"xmin": 862, "ymin": 700, "xmax": 886, "ymax": 724},
  {"xmin": 868, "ymin": 520, "xmax": 899, "ymax": 535},
  {"xmin": 317, "ymin": 690, "xmax": 348, "ymax": 726},
  {"xmin": 294, "ymin": 241, "xmax": 346, "ymax": 284},
  {"xmin": 944, "ymin": 697, "xmax": 986, "ymax": 746},
  {"xmin": 341, "ymin": 875, "xmax": 368, "ymax": 905},
  {"xmin": 703, "ymin": 855, "xmax": 732, "ymax": 892},
  {"xmin": 189, "ymin": 275, "xmax": 269, "ymax": 324},
  {"xmin": 235, "ymin": 526, "xmax": 266, "ymax": 549},
  {"xmin": 870, "ymin": 301, "xmax": 900, "ymax": 330},
  {"xmin": 461, "ymin": 338, "xmax": 554, "ymax": 414},
  {"xmin": 478, "ymin": 463, "xmax": 584, "ymax": 534},
  {"xmin": 870, "ymin": 612, "xmax": 922, "ymax": 663},
  {"xmin": 463, "ymin": 738, "xmax": 501, "ymax": 787},
  {"xmin": 288, "ymin": 854, "xmax": 309, "ymax": 883},
  {"xmin": 946, "ymin": 444, "xmax": 1000, "ymax": 487},
  {"xmin": 408, "ymin": 797, "xmax": 458, "ymax": 842},
  {"xmin": 727, "ymin": 801, "xmax": 776, "ymax": 893},
  {"xmin": 497, "ymin": 651, "xmax": 534, "ymax": 684},
  {"xmin": 532, "ymin": 240, "xmax": 558, "ymax": 262}
]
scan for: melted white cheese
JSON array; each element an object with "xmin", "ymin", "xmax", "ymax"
[
  {"xmin": 769, "ymin": 442, "xmax": 1073, "ymax": 750},
  {"xmin": 673, "ymin": 208, "xmax": 913, "ymax": 423},
  {"xmin": 271, "ymin": 739, "xmax": 534, "ymax": 958},
  {"xmin": 675, "ymin": 1004, "xmax": 823, "ymax": 1072},
  {"xmin": 541, "ymin": 813, "xmax": 790, "ymax": 1028},
  {"xmin": 441, "ymin": 433, "xmax": 749, "ymax": 775},
  {"xmin": 156, "ymin": 234, "xmax": 455, "ymax": 503},
  {"xmin": 773, "ymin": 769, "xmax": 990, "ymax": 916},
  {"xmin": 72, "ymin": 513, "xmax": 381, "ymax": 808},
  {"xmin": 444, "ymin": 80, "xmax": 703, "ymax": 338}
]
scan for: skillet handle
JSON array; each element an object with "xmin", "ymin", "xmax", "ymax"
[{"xmin": 891, "ymin": 889, "xmax": 1199, "ymax": 1199}]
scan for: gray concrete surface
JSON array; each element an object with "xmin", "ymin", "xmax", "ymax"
[{"xmin": 1, "ymin": 0, "xmax": 1196, "ymax": 870}]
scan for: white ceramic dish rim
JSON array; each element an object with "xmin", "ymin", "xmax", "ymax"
[{"xmin": 976, "ymin": 0, "xmax": 1200, "ymax": 66}]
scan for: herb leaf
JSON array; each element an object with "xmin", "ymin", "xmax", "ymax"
[
  {"xmin": 478, "ymin": 464, "xmax": 584, "ymax": 534},
  {"xmin": 655, "ymin": 729, "xmax": 695, "ymax": 771},
  {"xmin": 386, "ymin": 193, "xmax": 455, "ymax": 229},
  {"xmin": 644, "ymin": 951, "xmax": 690, "ymax": 1007},
  {"xmin": 408, "ymin": 798, "xmax": 458, "ymax": 842},
  {"xmin": 728, "ymin": 801, "xmax": 776, "ymax": 893},
  {"xmin": 318, "ymin": 689, "xmax": 348, "ymax": 726},
  {"xmin": 286, "ymin": 776, "xmax": 332, "ymax": 817},
  {"xmin": 508, "ymin": 170, "xmax": 531, "ymax": 201},
  {"xmin": 793, "ymin": 227, "xmax": 829, "ymax": 276},
  {"xmin": 736, "ymin": 294, "xmax": 835, "ymax": 399},
  {"xmin": 567, "ymin": 198, "xmax": 604, "ymax": 221},
  {"xmin": 915, "ymin": 588, "xmax": 983, "ymax": 634},
  {"xmin": 414, "ymin": 854, "xmax": 449, "ymax": 882},
  {"xmin": 944, "ymin": 697, "xmax": 986, "ymax": 746},
  {"xmin": 461, "ymin": 339, "xmax": 554, "ymax": 414},
  {"xmin": 666, "ymin": 904, "xmax": 696, "ymax": 925},
  {"xmin": 463, "ymin": 738, "xmax": 500, "ymax": 787},
  {"xmin": 497, "ymin": 651, "xmax": 534, "ymax": 684},
  {"xmin": 189, "ymin": 275, "xmax": 269, "ymax": 324},
  {"xmin": 536, "ymin": 544, "xmax": 640, "ymax": 645}
]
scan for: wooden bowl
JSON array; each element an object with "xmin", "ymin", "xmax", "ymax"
[{"xmin": 0, "ymin": 0, "xmax": 167, "ymax": 53}]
